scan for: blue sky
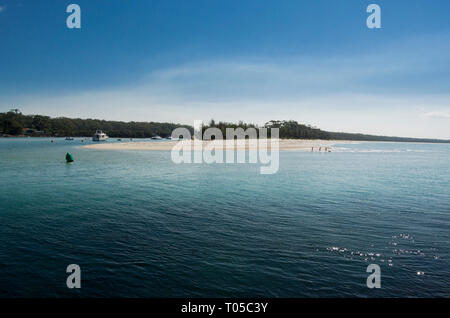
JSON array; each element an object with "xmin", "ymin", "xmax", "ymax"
[{"xmin": 1, "ymin": 0, "xmax": 450, "ymax": 138}]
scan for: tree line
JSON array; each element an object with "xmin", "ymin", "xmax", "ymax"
[
  {"xmin": 0, "ymin": 111, "xmax": 192, "ymax": 138},
  {"xmin": 1, "ymin": 111, "xmax": 449, "ymax": 143},
  {"xmin": 201, "ymin": 119, "xmax": 332, "ymax": 139},
  {"xmin": 327, "ymin": 131, "xmax": 450, "ymax": 143}
]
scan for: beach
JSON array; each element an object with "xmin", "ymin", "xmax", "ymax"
[{"xmin": 82, "ymin": 139, "xmax": 358, "ymax": 151}]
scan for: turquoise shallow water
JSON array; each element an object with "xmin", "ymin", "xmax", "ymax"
[{"xmin": 0, "ymin": 138, "xmax": 449, "ymax": 297}]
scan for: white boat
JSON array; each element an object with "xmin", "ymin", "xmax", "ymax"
[
  {"xmin": 92, "ymin": 130, "xmax": 109, "ymax": 141},
  {"xmin": 151, "ymin": 135, "xmax": 163, "ymax": 140}
]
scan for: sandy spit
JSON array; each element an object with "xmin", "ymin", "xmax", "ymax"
[{"xmin": 81, "ymin": 139, "xmax": 358, "ymax": 151}]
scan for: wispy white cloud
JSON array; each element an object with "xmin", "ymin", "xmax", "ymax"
[
  {"xmin": 0, "ymin": 5, "xmax": 5, "ymax": 13},
  {"xmin": 423, "ymin": 110, "xmax": 450, "ymax": 119},
  {"xmin": 4, "ymin": 86, "xmax": 450, "ymax": 139}
]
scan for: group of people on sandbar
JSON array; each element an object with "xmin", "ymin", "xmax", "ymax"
[{"xmin": 311, "ymin": 146, "xmax": 332, "ymax": 152}]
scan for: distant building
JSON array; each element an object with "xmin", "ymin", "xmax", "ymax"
[
  {"xmin": 23, "ymin": 128, "xmax": 35, "ymax": 135},
  {"xmin": 22, "ymin": 128, "xmax": 45, "ymax": 136}
]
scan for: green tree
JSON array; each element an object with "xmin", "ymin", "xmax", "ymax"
[{"xmin": 3, "ymin": 119, "xmax": 23, "ymax": 135}]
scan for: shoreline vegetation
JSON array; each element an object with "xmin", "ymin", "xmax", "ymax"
[{"xmin": 2, "ymin": 110, "xmax": 449, "ymax": 143}]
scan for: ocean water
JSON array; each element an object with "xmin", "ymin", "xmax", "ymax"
[{"xmin": 0, "ymin": 138, "xmax": 449, "ymax": 297}]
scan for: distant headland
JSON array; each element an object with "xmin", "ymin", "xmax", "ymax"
[{"xmin": 1, "ymin": 110, "xmax": 449, "ymax": 143}]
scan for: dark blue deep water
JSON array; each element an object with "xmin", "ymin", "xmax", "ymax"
[{"xmin": 0, "ymin": 138, "xmax": 449, "ymax": 297}]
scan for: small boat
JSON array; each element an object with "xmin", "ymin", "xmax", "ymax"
[
  {"xmin": 151, "ymin": 135, "xmax": 163, "ymax": 140},
  {"xmin": 65, "ymin": 137, "xmax": 74, "ymax": 141},
  {"xmin": 117, "ymin": 138, "xmax": 122, "ymax": 141},
  {"xmin": 92, "ymin": 130, "xmax": 109, "ymax": 141}
]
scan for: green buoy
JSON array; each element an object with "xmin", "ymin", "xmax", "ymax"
[{"xmin": 66, "ymin": 152, "xmax": 74, "ymax": 163}]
